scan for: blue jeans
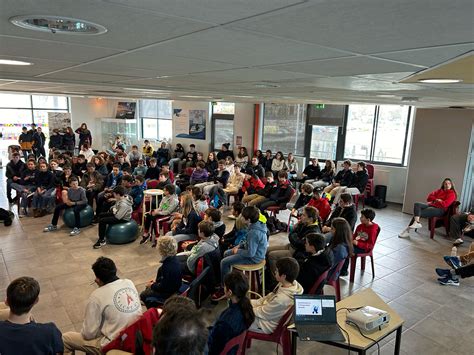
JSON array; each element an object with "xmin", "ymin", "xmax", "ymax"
[
  {"xmin": 220, "ymin": 253, "xmax": 260, "ymax": 284},
  {"xmin": 32, "ymin": 188, "xmax": 56, "ymax": 209},
  {"xmin": 11, "ymin": 183, "xmax": 35, "ymax": 209}
]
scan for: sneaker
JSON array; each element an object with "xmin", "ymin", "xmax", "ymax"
[
  {"xmin": 398, "ymin": 229, "xmax": 410, "ymax": 238},
  {"xmin": 70, "ymin": 228, "xmax": 81, "ymax": 236},
  {"xmin": 211, "ymin": 288, "xmax": 226, "ymax": 302},
  {"xmin": 43, "ymin": 224, "xmax": 58, "ymax": 232},
  {"xmin": 93, "ymin": 239, "xmax": 106, "ymax": 249},
  {"xmin": 438, "ymin": 276, "xmax": 460, "ymax": 286},
  {"xmin": 435, "ymin": 268, "xmax": 451, "ymax": 277},
  {"xmin": 140, "ymin": 235, "xmax": 150, "ymax": 244},
  {"xmin": 443, "ymin": 256, "xmax": 461, "ymax": 269},
  {"xmin": 453, "ymin": 238, "xmax": 464, "ymax": 247},
  {"xmin": 409, "ymin": 221, "xmax": 422, "ymax": 229},
  {"xmin": 26, "ymin": 192, "xmax": 35, "ymax": 199},
  {"xmin": 151, "ymin": 240, "xmax": 157, "ymax": 248}
]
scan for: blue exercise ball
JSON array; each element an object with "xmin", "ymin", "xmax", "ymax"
[
  {"xmin": 62, "ymin": 205, "xmax": 94, "ymax": 228},
  {"xmin": 106, "ymin": 220, "xmax": 139, "ymax": 244}
]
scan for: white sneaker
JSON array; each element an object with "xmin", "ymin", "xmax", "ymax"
[
  {"xmin": 398, "ymin": 229, "xmax": 410, "ymax": 238},
  {"xmin": 409, "ymin": 221, "xmax": 422, "ymax": 229},
  {"xmin": 70, "ymin": 228, "xmax": 81, "ymax": 236}
]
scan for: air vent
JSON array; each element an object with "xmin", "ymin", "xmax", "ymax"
[
  {"xmin": 254, "ymin": 82, "xmax": 280, "ymax": 88},
  {"xmin": 10, "ymin": 15, "xmax": 107, "ymax": 35},
  {"xmin": 401, "ymin": 96, "xmax": 419, "ymax": 102}
]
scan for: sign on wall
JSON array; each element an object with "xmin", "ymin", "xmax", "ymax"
[{"xmin": 173, "ymin": 108, "xmax": 206, "ymax": 140}]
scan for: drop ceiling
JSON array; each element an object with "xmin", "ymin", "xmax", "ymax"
[{"xmin": 0, "ymin": 0, "xmax": 473, "ymax": 107}]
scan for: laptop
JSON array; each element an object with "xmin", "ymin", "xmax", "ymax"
[{"xmin": 294, "ymin": 294, "xmax": 346, "ymax": 342}]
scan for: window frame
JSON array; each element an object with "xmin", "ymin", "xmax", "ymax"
[
  {"xmin": 138, "ymin": 99, "xmax": 173, "ymax": 141},
  {"xmin": 342, "ymin": 104, "xmax": 412, "ymax": 167},
  {"xmin": 211, "ymin": 113, "xmax": 234, "ymax": 152}
]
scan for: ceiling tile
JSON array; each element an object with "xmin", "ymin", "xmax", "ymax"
[
  {"xmin": 104, "ymin": 0, "xmax": 306, "ymax": 24},
  {"xmin": 232, "ymin": 0, "xmax": 474, "ymax": 54},
  {"xmin": 40, "ymin": 71, "xmax": 141, "ymax": 83},
  {"xmin": 265, "ymin": 56, "xmax": 423, "ymax": 76},
  {"xmin": 0, "ymin": 57, "xmax": 79, "ymax": 77}
]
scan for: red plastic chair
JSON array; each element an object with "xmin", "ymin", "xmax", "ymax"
[
  {"xmin": 308, "ymin": 269, "xmax": 330, "ymax": 295},
  {"xmin": 349, "ymin": 226, "xmax": 381, "ymax": 283},
  {"xmin": 242, "ymin": 306, "xmax": 294, "ymax": 355},
  {"xmin": 427, "ymin": 201, "xmax": 460, "ymax": 239},
  {"xmin": 227, "ymin": 191, "xmax": 240, "ymax": 205},
  {"xmin": 146, "ymin": 179, "xmax": 160, "ymax": 189},
  {"xmin": 220, "ymin": 331, "xmax": 248, "ymax": 355},
  {"xmin": 325, "ymin": 258, "xmax": 347, "ymax": 302},
  {"xmin": 266, "ymin": 188, "xmax": 296, "ymax": 217}
]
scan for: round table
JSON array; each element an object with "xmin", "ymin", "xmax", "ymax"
[{"xmin": 141, "ymin": 189, "xmax": 164, "ymax": 227}]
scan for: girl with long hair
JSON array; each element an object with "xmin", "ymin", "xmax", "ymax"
[
  {"xmin": 235, "ymin": 146, "xmax": 249, "ymax": 168},
  {"xmin": 207, "ymin": 271, "xmax": 255, "ymax": 355},
  {"xmin": 329, "ymin": 217, "xmax": 354, "ymax": 277},
  {"xmin": 399, "ymin": 178, "xmax": 457, "ymax": 238},
  {"xmin": 168, "ymin": 193, "xmax": 202, "ymax": 243},
  {"xmin": 312, "ymin": 159, "xmax": 335, "ymax": 188},
  {"xmin": 271, "ymin": 151, "xmax": 285, "ymax": 176}
]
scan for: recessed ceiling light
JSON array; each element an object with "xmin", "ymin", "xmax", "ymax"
[
  {"xmin": 0, "ymin": 59, "xmax": 32, "ymax": 66},
  {"xmin": 376, "ymin": 94, "xmax": 397, "ymax": 98},
  {"xmin": 156, "ymin": 75, "xmax": 171, "ymax": 79},
  {"xmin": 10, "ymin": 15, "xmax": 107, "ymax": 35},
  {"xmin": 418, "ymin": 78, "xmax": 462, "ymax": 84}
]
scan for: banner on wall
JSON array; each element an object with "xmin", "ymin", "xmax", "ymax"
[
  {"xmin": 173, "ymin": 109, "xmax": 206, "ymax": 140},
  {"xmin": 48, "ymin": 112, "xmax": 71, "ymax": 136}
]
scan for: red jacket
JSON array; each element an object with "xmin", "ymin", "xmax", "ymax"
[
  {"xmin": 427, "ymin": 189, "xmax": 456, "ymax": 211},
  {"xmin": 242, "ymin": 176, "xmax": 265, "ymax": 193},
  {"xmin": 307, "ymin": 197, "xmax": 331, "ymax": 222},
  {"xmin": 353, "ymin": 223, "xmax": 379, "ymax": 252}
]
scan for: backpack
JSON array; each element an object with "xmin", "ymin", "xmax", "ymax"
[
  {"xmin": 365, "ymin": 196, "xmax": 387, "ymax": 209},
  {"xmin": 101, "ymin": 308, "xmax": 161, "ymax": 355},
  {"xmin": 0, "ymin": 208, "xmax": 14, "ymax": 226},
  {"xmin": 210, "ymin": 194, "xmax": 223, "ymax": 209}
]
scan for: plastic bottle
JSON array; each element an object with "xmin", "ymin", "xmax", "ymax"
[{"xmin": 451, "ymin": 246, "xmax": 457, "ymax": 257}]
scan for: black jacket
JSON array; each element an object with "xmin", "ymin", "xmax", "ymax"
[
  {"xmin": 297, "ymin": 249, "xmax": 334, "ymax": 293},
  {"xmin": 269, "ymin": 181, "xmax": 294, "ymax": 204},
  {"xmin": 250, "ymin": 164, "xmax": 265, "ymax": 179},
  {"xmin": 293, "ymin": 193, "xmax": 312, "ymax": 210},
  {"xmin": 214, "ymin": 170, "xmax": 230, "ymax": 188},
  {"xmin": 334, "ymin": 169, "xmax": 354, "ymax": 186},
  {"xmin": 206, "ymin": 160, "xmax": 218, "ymax": 178},
  {"xmin": 257, "ymin": 181, "xmax": 276, "ymax": 197},
  {"xmin": 72, "ymin": 162, "xmax": 87, "ymax": 177},
  {"xmin": 49, "ymin": 134, "xmax": 63, "ymax": 149},
  {"xmin": 319, "ymin": 167, "xmax": 334, "ymax": 183},
  {"xmin": 6, "ymin": 160, "xmax": 25, "ymax": 179},
  {"xmin": 260, "ymin": 157, "xmax": 273, "ymax": 172},
  {"xmin": 175, "ymin": 210, "xmax": 202, "ymax": 236},
  {"xmin": 144, "ymin": 166, "xmax": 161, "ymax": 180},
  {"xmin": 303, "ymin": 164, "xmax": 321, "ymax": 179},
  {"xmin": 350, "ymin": 170, "xmax": 369, "ymax": 192},
  {"xmin": 216, "ymin": 150, "xmax": 234, "ymax": 161},
  {"xmin": 150, "ymin": 256, "xmax": 182, "ymax": 297},
  {"xmin": 289, "ymin": 222, "xmax": 322, "ymax": 254},
  {"xmin": 35, "ymin": 171, "xmax": 55, "ymax": 190},
  {"xmin": 327, "ymin": 204, "xmax": 357, "ymax": 231},
  {"xmin": 21, "ymin": 168, "xmax": 36, "ymax": 185}
]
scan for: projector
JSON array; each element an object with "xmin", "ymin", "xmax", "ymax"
[{"xmin": 346, "ymin": 306, "xmax": 390, "ymax": 332}]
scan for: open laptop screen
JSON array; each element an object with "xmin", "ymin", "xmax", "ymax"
[{"xmin": 294, "ymin": 295, "xmax": 337, "ymax": 323}]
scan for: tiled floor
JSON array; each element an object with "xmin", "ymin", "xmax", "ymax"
[{"xmin": 0, "ymin": 170, "xmax": 472, "ymax": 355}]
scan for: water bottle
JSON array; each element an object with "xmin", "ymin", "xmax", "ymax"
[{"xmin": 451, "ymin": 246, "xmax": 457, "ymax": 257}]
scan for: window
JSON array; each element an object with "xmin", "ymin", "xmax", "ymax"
[
  {"xmin": 262, "ymin": 104, "xmax": 306, "ymax": 155},
  {"xmin": 32, "ymin": 95, "xmax": 68, "ymax": 110},
  {"xmin": 310, "ymin": 125, "xmax": 339, "ymax": 160},
  {"xmin": 213, "ymin": 102, "xmax": 235, "ymax": 115},
  {"xmin": 213, "ymin": 118, "xmax": 234, "ymax": 150},
  {"xmin": 139, "ymin": 99, "xmax": 173, "ymax": 141},
  {"xmin": 343, "ymin": 104, "xmax": 412, "ymax": 165}
]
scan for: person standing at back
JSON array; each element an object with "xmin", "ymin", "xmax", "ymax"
[{"xmin": 62, "ymin": 257, "xmax": 142, "ymax": 354}]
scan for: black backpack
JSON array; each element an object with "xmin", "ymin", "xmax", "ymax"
[{"xmin": 0, "ymin": 208, "xmax": 14, "ymax": 226}]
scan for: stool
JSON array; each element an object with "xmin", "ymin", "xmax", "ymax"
[
  {"xmin": 62, "ymin": 205, "xmax": 94, "ymax": 228},
  {"xmin": 142, "ymin": 189, "xmax": 164, "ymax": 228},
  {"xmin": 106, "ymin": 220, "xmax": 139, "ymax": 244},
  {"xmin": 232, "ymin": 260, "xmax": 266, "ymax": 299}
]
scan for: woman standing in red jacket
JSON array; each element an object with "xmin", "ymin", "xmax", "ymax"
[{"xmin": 399, "ymin": 178, "xmax": 457, "ymax": 238}]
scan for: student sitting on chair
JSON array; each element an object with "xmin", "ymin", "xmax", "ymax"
[
  {"xmin": 256, "ymin": 170, "xmax": 294, "ymax": 212},
  {"xmin": 140, "ymin": 236, "xmax": 182, "ymax": 308},
  {"xmin": 241, "ymin": 171, "xmax": 276, "ymax": 207},
  {"xmin": 321, "ymin": 193, "xmax": 357, "ymax": 242},
  {"xmin": 436, "ymin": 242, "xmax": 474, "ymax": 286},
  {"xmin": 399, "ymin": 178, "xmax": 457, "ymax": 238},
  {"xmin": 307, "ymin": 187, "xmax": 332, "ymax": 222},
  {"xmin": 323, "ymin": 160, "xmax": 354, "ymax": 197},
  {"xmin": 287, "ymin": 183, "xmax": 313, "ymax": 215},
  {"xmin": 297, "ymin": 233, "xmax": 334, "ymax": 293},
  {"xmin": 249, "ymin": 257, "xmax": 303, "ymax": 334}
]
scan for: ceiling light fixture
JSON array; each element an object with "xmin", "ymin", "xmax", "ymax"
[
  {"xmin": 10, "ymin": 15, "xmax": 107, "ymax": 35},
  {"xmin": 0, "ymin": 59, "xmax": 32, "ymax": 66},
  {"xmin": 418, "ymin": 78, "xmax": 462, "ymax": 84},
  {"xmin": 254, "ymin": 83, "xmax": 280, "ymax": 88}
]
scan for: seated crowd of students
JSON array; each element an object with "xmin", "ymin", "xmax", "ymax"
[{"xmin": 4, "ymin": 137, "xmax": 474, "ymax": 354}]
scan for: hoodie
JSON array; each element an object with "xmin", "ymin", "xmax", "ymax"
[
  {"xmin": 186, "ymin": 234, "xmax": 219, "ymax": 273},
  {"xmin": 105, "ymin": 171, "xmax": 123, "ymax": 188},
  {"xmin": 236, "ymin": 220, "xmax": 268, "ymax": 263},
  {"xmin": 130, "ymin": 184, "xmax": 144, "ymax": 209},
  {"xmin": 288, "ymin": 221, "xmax": 321, "ymax": 255},
  {"xmin": 213, "ymin": 220, "xmax": 226, "ymax": 238},
  {"xmin": 297, "ymin": 250, "xmax": 334, "ymax": 293},
  {"xmin": 6, "ymin": 159, "xmax": 25, "ymax": 180},
  {"xmin": 133, "ymin": 165, "xmax": 148, "ymax": 177},
  {"xmin": 112, "ymin": 196, "xmax": 133, "ymax": 221},
  {"xmin": 251, "ymin": 281, "xmax": 304, "ymax": 334}
]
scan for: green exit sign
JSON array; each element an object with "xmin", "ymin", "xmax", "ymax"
[{"xmin": 314, "ymin": 104, "xmax": 325, "ymax": 109}]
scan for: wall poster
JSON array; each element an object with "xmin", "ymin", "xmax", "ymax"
[
  {"xmin": 174, "ymin": 109, "xmax": 206, "ymax": 140},
  {"xmin": 48, "ymin": 112, "xmax": 72, "ymax": 136}
]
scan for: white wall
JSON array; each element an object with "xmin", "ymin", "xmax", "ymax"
[
  {"xmin": 403, "ymin": 108, "xmax": 474, "ymax": 213},
  {"xmin": 234, "ymin": 103, "xmax": 255, "ymax": 154},
  {"xmin": 70, "ymin": 97, "xmax": 120, "ymax": 150},
  {"xmin": 372, "ymin": 165, "xmax": 407, "ymax": 204}
]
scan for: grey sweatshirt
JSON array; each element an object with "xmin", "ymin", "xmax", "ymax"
[
  {"xmin": 156, "ymin": 194, "xmax": 179, "ymax": 215},
  {"xmin": 67, "ymin": 187, "xmax": 87, "ymax": 205},
  {"xmin": 112, "ymin": 195, "xmax": 133, "ymax": 221},
  {"xmin": 186, "ymin": 234, "xmax": 219, "ymax": 273}
]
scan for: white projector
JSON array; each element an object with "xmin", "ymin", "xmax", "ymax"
[{"xmin": 346, "ymin": 306, "xmax": 390, "ymax": 332}]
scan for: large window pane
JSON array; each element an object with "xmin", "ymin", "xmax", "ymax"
[
  {"xmin": 32, "ymin": 95, "xmax": 68, "ymax": 109},
  {"xmin": 0, "ymin": 93, "xmax": 31, "ymax": 108},
  {"xmin": 158, "ymin": 119, "xmax": 172, "ymax": 142},
  {"xmin": 310, "ymin": 125, "xmax": 338, "ymax": 160},
  {"xmin": 344, "ymin": 105, "xmax": 376, "ymax": 160},
  {"xmin": 213, "ymin": 102, "xmax": 235, "ymax": 115},
  {"xmin": 214, "ymin": 119, "xmax": 234, "ymax": 150},
  {"xmin": 263, "ymin": 104, "xmax": 306, "ymax": 155},
  {"xmin": 0, "ymin": 109, "xmax": 33, "ymax": 154},
  {"xmin": 142, "ymin": 118, "xmax": 158, "ymax": 139},
  {"xmin": 139, "ymin": 99, "xmax": 172, "ymax": 119},
  {"xmin": 373, "ymin": 105, "xmax": 410, "ymax": 164}
]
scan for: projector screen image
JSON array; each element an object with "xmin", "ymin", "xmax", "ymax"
[{"xmin": 116, "ymin": 102, "xmax": 136, "ymax": 119}]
